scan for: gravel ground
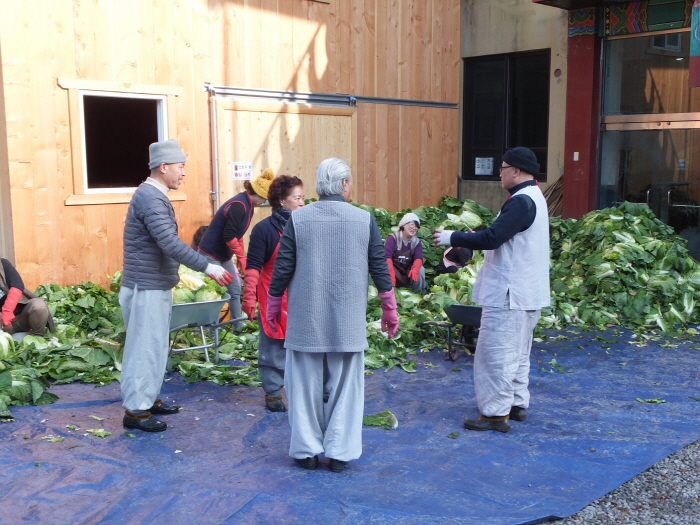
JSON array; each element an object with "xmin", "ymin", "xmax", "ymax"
[{"xmin": 552, "ymin": 439, "xmax": 700, "ymax": 524}]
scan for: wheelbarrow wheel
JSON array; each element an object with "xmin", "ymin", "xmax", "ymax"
[{"xmin": 447, "ymin": 345, "xmax": 458, "ymax": 361}]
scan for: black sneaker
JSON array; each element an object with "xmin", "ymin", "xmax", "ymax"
[
  {"xmin": 294, "ymin": 456, "xmax": 319, "ymax": 470},
  {"xmin": 123, "ymin": 412, "xmax": 167, "ymax": 432},
  {"xmin": 149, "ymin": 398, "xmax": 180, "ymax": 415},
  {"xmin": 509, "ymin": 406, "xmax": 527, "ymax": 421},
  {"xmin": 265, "ymin": 395, "xmax": 287, "ymax": 412},
  {"xmin": 329, "ymin": 459, "xmax": 348, "ymax": 473}
]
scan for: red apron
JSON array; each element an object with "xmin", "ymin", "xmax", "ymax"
[{"xmin": 257, "ymin": 243, "xmax": 288, "ymax": 339}]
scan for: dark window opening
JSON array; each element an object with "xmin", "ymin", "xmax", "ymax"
[
  {"xmin": 462, "ymin": 51, "xmax": 550, "ymax": 182},
  {"xmin": 83, "ymin": 95, "xmax": 160, "ymax": 189}
]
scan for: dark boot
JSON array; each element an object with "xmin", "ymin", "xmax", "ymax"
[
  {"xmin": 329, "ymin": 459, "xmax": 348, "ymax": 473},
  {"xmin": 509, "ymin": 406, "xmax": 527, "ymax": 421},
  {"xmin": 123, "ymin": 411, "xmax": 167, "ymax": 432},
  {"xmin": 265, "ymin": 395, "xmax": 287, "ymax": 412},
  {"xmin": 149, "ymin": 398, "xmax": 180, "ymax": 415},
  {"xmin": 464, "ymin": 415, "xmax": 510, "ymax": 433},
  {"xmin": 294, "ymin": 455, "xmax": 319, "ymax": 470}
]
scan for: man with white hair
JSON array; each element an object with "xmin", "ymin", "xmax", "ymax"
[{"xmin": 267, "ymin": 157, "xmax": 399, "ymax": 473}]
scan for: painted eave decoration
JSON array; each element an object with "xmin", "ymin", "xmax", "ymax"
[{"xmin": 533, "ymin": 0, "xmax": 640, "ymax": 10}]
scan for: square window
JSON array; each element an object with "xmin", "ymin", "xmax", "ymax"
[
  {"xmin": 80, "ymin": 91, "xmax": 166, "ymax": 192},
  {"xmin": 462, "ymin": 52, "xmax": 550, "ymax": 182}
]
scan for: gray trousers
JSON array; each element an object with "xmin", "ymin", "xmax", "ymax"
[
  {"xmin": 474, "ymin": 304, "xmax": 541, "ymax": 417},
  {"xmin": 285, "ymin": 350, "xmax": 364, "ymax": 462},
  {"xmin": 119, "ymin": 286, "xmax": 172, "ymax": 412},
  {"xmin": 202, "ymin": 254, "xmax": 243, "ymax": 328},
  {"xmin": 258, "ymin": 315, "xmax": 286, "ymax": 397},
  {"xmin": 3, "ymin": 298, "xmax": 49, "ymax": 337}
]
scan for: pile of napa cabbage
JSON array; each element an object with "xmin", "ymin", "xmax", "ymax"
[{"xmin": 173, "ymin": 266, "xmax": 228, "ymax": 304}]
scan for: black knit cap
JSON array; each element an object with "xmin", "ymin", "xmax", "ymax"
[{"xmin": 502, "ymin": 147, "xmax": 539, "ymax": 176}]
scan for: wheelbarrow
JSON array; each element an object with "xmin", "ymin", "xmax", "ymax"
[
  {"xmin": 417, "ymin": 304, "xmax": 482, "ymax": 361},
  {"xmin": 168, "ymin": 293, "xmax": 247, "ymax": 368}
]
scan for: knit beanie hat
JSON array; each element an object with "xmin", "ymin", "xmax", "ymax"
[
  {"xmin": 148, "ymin": 139, "xmax": 186, "ymax": 169},
  {"xmin": 399, "ymin": 212, "xmax": 420, "ymax": 229},
  {"xmin": 250, "ymin": 168, "xmax": 275, "ymax": 200},
  {"xmin": 502, "ymin": 147, "xmax": 539, "ymax": 176}
]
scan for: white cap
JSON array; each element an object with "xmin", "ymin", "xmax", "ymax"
[{"xmin": 399, "ymin": 212, "xmax": 420, "ymax": 229}]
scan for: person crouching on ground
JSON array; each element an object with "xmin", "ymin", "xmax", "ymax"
[
  {"xmin": 120, "ymin": 139, "xmax": 233, "ymax": 433},
  {"xmin": 197, "ymin": 170, "xmax": 274, "ymax": 328},
  {"xmin": 241, "ymin": 175, "xmax": 305, "ymax": 412},
  {"xmin": 0, "ymin": 258, "xmax": 55, "ymax": 337},
  {"xmin": 385, "ymin": 212, "xmax": 426, "ymax": 294},
  {"xmin": 266, "ymin": 158, "xmax": 399, "ymax": 472},
  {"xmin": 433, "ymin": 147, "xmax": 550, "ymax": 433}
]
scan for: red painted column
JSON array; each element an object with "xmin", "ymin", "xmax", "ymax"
[{"xmin": 562, "ymin": 33, "xmax": 602, "ymax": 219}]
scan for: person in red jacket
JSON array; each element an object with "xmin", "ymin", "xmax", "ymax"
[
  {"xmin": 0, "ymin": 258, "xmax": 55, "ymax": 337},
  {"xmin": 198, "ymin": 169, "xmax": 274, "ymax": 326},
  {"xmin": 241, "ymin": 175, "xmax": 304, "ymax": 412},
  {"xmin": 384, "ymin": 212, "xmax": 426, "ymax": 294}
]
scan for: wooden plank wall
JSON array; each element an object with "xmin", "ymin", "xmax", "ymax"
[
  {"xmin": 0, "ymin": 0, "xmax": 460, "ymax": 288},
  {"xmin": 0, "ymin": 40, "xmax": 13, "ymax": 262}
]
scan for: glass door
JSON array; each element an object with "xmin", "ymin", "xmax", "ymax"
[
  {"xmin": 600, "ymin": 30, "xmax": 700, "ymax": 259},
  {"xmin": 599, "ymin": 128, "xmax": 700, "ymax": 257}
]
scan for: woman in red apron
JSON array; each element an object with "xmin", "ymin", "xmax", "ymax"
[
  {"xmin": 241, "ymin": 175, "xmax": 305, "ymax": 412},
  {"xmin": 384, "ymin": 212, "xmax": 426, "ymax": 294}
]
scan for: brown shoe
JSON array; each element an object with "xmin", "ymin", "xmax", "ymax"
[
  {"xmin": 265, "ymin": 395, "xmax": 287, "ymax": 412},
  {"xmin": 123, "ymin": 411, "xmax": 167, "ymax": 432},
  {"xmin": 149, "ymin": 398, "xmax": 180, "ymax": 415},
  {"xmin": 464, "ymin": 414, "xmax": 510, "ymax": 433}
]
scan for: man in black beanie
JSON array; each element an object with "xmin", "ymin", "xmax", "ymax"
[{"xmin": 432, "ymin": 147, "xmax": 550, "ymax": 433}]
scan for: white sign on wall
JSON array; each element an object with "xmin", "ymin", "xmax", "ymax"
[
  {"xmin": 475, "ymin": 157, "xmax": 493, "ymax": 176},
  {"xmin": 231, "ymin": 162, "xmax": 253, "ymax": 181}
]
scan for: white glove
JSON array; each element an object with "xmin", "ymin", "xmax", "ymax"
[
  {"xmin": 432, "ymin": 229, "xmax": 454, "ymax": 247},
  {"xmin": 205, "ymin": 263, "xmax": 233, "ymax": 286}
]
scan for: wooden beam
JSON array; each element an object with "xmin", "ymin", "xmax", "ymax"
[{"xmin": 58, "ymin": 78, "xmax": 183, "ymax": 96}]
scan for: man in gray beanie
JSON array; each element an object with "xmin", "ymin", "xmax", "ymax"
[
  {"xmin": 432, "ymin": 146, "xmax": 550, "ymax": 433},
  {"xmin": 120, "ymin": 139, "xmax": 233, "ymax": 432}
]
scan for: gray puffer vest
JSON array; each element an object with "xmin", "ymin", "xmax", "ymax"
[{"xmin": 122, "ymin": 183, "xmax": 209, "ymax": 291}]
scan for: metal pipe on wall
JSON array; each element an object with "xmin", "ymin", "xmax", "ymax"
[{"xmin": 208, "ymin": 89, "xmax": 220, "ymax": 214}]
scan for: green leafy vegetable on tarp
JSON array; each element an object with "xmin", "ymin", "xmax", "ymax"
[
  {"xmin": 8, "ymin": 197, "xmax": 700, "ymax": 417},
  {"xmin": 86, "ymin": 428, "xmax": 112, "ymax": 437},
  {"xmin": 636, "ymin": 397, "xmax": 666, "ymax": 404},
  {"xmin": 363, "ymin": 409, "xmax": 398, "ymax": 430}
]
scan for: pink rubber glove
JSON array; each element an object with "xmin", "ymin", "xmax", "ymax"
[
  {"xmin": 266, "ymin": 292, "xmax": 283, "ymax": 331},
  {"xmin": 241, "ymin": 268, "xmax": 260, "ymax": 321},
  {"xmin": 378, "ymin": 289, "xmax": 399, "ymax": 338}
]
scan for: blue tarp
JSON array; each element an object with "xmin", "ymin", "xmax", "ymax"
[{"xmin": 2, "ymin": 327, "xmax": 700, "ymax": 524}]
